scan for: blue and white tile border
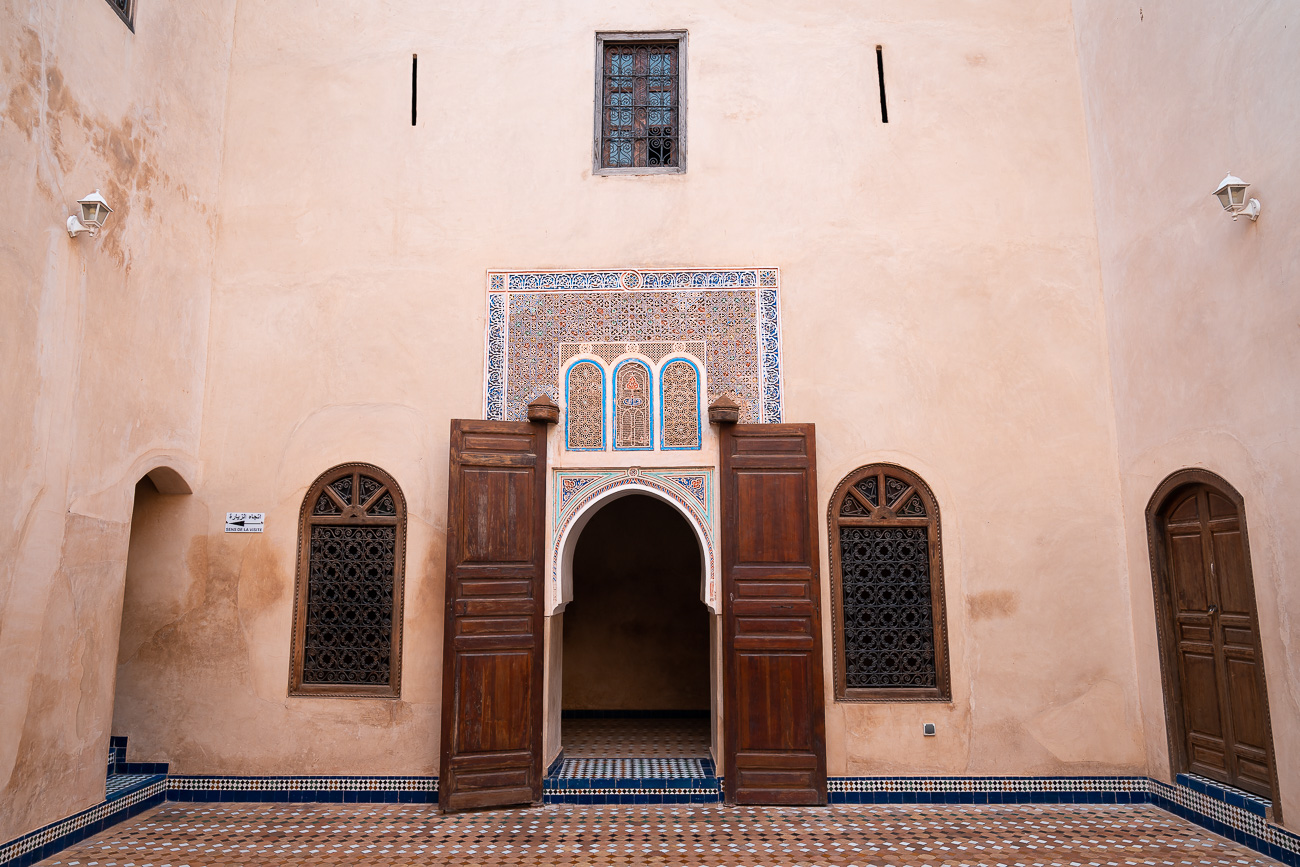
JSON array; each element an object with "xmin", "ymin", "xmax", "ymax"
[
  {"xmin": 4, "ymin": 773, "xmax": 1298, "ymax": 866},
  {"xmin": 166, "ymin": 775, "xmax": 438, "ymax": 803},
  {"xmin": 0, "ymin": 777, "xmax": 165, "ymax": 867}
]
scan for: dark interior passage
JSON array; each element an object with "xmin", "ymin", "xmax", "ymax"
[{"xmin": 562, "ymin": 494, "xmax": 709, "ymax": 711}]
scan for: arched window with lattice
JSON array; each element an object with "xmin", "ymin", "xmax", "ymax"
[
  {"xmin": 565, "ymin": 361, "xmax": 606, "ymax": 450},
  {"xmin": 828, "ymin": 464, "xmax": 949, "ymax": 701},
  {"xmin": 613, "ymin": 359, "xmax": 652, "ymax": 450},
  {"xmin": 290, "ymin": 463, "xmax": 406, "ymax": 697},
  {"xmin": 659, "ymin": 358, "xmax": 701, "ymax": 450}
]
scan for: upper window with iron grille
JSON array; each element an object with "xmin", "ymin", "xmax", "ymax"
[
  {"xmin": 596, "ymin": 34, "xmax": 686, "ymax": 174},
  {"xmin": 105, "ymin": 0, "xmax": 135, "ymax": 29}
]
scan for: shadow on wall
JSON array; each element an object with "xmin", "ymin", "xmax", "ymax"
[{"xmin": 562, "ymin": 495, "xmax": 709, "ymax": 711}]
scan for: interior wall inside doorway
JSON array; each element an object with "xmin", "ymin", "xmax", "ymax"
[
  {"xmin": 111, "ymin": 478, "xmax": 203, "ymax": 760},
  {"xmin": 562, "ymin": 495, "xmax": 709, "ymax": 710}
]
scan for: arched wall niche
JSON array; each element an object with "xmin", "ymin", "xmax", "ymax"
[
  {"xmin": 551, "ymin": 480, "xmax": 717, "ymax": 615},
  {"xmin": 143, "ymin": 464, "xmax": 193, "ymax": 495}
]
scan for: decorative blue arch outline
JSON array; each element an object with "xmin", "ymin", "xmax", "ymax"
[
  {"xmin": 612, "ymin": 357, "xmax": 654, "ymax": 451},
  {"xmin": 564, "ymin": 359, "xmax": 606, "ymax": 451},
  {"xmin": 658, "ymin": 356, "xmax": 703, "ymax": 451}
]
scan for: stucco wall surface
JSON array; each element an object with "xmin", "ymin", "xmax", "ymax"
[
  {"xmin": 1072, "ymin": 0, "xmax": 1300, "ymax": 828},
  {"xmin": 0, "ymin": 0, "xmax": 235, "ymax": 842},
  {"xmin": 114, "ymin": 0, "xmax": 1143, "ymax": 783}
]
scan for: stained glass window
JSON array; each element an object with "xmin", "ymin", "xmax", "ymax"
[
  {"xmin": 291, "ymin": 464, "xmax": 406, "ymax": 697},
  {"xmin": 566, "ymin": 361, "xmax": 605, "ymax": 450},
  {"xmin": 830, "ymin": 464, "xmax": 950, "ymax": 700},
  {"xmin": 660, "ymin": 359, "xmax": 700, "ymax": 449},
  {"xmin": 614, "ymin": 360, "xmax": 652, "ymax": 449}
]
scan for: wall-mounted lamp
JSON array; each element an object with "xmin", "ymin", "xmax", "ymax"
[
  {"xmin": 1212, "ymin": 173, "xmax": 1260, "ymax": 222},
  {"xmin": 66, "ymin": 190, "xmax": 113, "ymax": 238}
]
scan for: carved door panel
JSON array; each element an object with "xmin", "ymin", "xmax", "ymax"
[
  {"xmin": 439, "ymin": 420, "xmax": 547, "ymax": 812},
  {"xmin": 720, "ymin": 424, "xmax": 827, "ymax": 805},
  {"xmin": 1160, "ymin": 483, "xmax": 1274, "ymax": 799}
]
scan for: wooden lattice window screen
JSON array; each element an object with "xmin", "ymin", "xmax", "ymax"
[
  {"xmin": 828, "ymin": 464, "xmax": 950, "ymax": 701},
  {"xmin": 600, "ymin": 40, "xmax": 681, "ymax": 170},
  {"xmin": 290, "ymin": 463, "xmax": 406, "ymax": 697}
]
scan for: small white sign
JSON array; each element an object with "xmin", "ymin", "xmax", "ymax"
[{"xmin": 226, "ymin": 512, "xmax": 265, "ymax": 533}]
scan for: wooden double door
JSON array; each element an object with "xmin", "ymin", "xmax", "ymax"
[
  {"xmin": 439, "ymin": 419, "xmax": 827, "ymax": 811},
  {"xmin": 1150, "ymin": 472, "xmax": 1276, "ymax": 800}
]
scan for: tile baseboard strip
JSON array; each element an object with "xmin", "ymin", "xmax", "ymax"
[
  {"xmin": 166, "ymin": 775, "xmax": 439, "ymax": 803},
  {"xmin": 0, "ymin": 780, "xmax": 164, "ymax": 867},
  {"xmin": 3, "ymin": 774, "xmax": 1297, "ymax": 867}
]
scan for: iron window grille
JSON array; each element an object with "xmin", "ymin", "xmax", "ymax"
[
  {"xmin": 289, "ymin": 463, "xmax": 407, "ymax": 698},
  {"xmin": 105, "ymin": 0, "xmax": 135, "ymax": 29},
  {"xmin": 595, "ymin": 32, "xmax": 686, "ymax": 175},
  {"xmin": 827, "ymin": 464, "xmax": 952, "ymax": 702}
]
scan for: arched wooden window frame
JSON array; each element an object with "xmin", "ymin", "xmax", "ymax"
[
  {"xmin": 827, "ymin": 463, "xmax": 950, "ymax": 702},
  {"xmin": 1144, "ymin": 468, "xmax": 1280, "ymax": 810},
  {"xmin": 289, "ymin": 462, "xmax": 407, "ymax": 698}
]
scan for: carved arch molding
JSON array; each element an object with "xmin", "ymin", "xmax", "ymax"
[{"xmin": 551, "ymin": 467, "xmax": 717, "ymax": 613}]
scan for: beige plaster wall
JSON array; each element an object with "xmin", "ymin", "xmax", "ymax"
[
  {"xmin": 1071, "ymin": 0, "xmax": 1300, "ymax": 826},
  {"xmin": 136, "ymin": 0, "xmax": 1141, "ymax": 783},
  {"xmin": 0, "ymin": 0, "xmax": 235, "ymax": 841}
]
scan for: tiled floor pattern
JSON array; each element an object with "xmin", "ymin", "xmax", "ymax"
[
  {"xmin": 39, "ymin": 802, "xmax": 1282, "ymax": 866},
  {"xmin": 557, "ymin": 758, "xmax": 709, "ymax": 779},
  {"xmin": 562, "ymin": 717, "xmax": 711, "ymax": 758}
]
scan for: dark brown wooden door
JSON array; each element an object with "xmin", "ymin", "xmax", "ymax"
[
  {"xmin": 720, "ymin": 423, "xmax": 827, "ymax": 805},
  {"xmin": 1157, "ymin": 482, "xmax": 1274, "ymax": 799},
  {"xmin": 439, "ymin": 420, "xmax": 547, "ymax": 812}
]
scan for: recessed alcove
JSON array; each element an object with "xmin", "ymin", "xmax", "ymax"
[{"xmin": 559, "ymin": 494, "xmax": 712, "ymax": 759}]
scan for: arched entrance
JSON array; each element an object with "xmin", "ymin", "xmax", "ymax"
[
  {"xmin": 559, "ymin": 494, "xmax": 712, "ymax": 760},
  {"xmin": 1147, "ymin": 469, "xmax": 1278, "ymax": 801},
  {"xmin": 111, "ymin": 467, "xmax": 195, "ymax": 777}
]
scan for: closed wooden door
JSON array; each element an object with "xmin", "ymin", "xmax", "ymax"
[
  {"xmin": 1154, "ymin": 478, "xmax": 1275, "ymax": 799},
  {"xmin": 720, "ymin": 423, "xmax": 827, "ymax": 805},
  {"xmin": 439, "ymin": 420, "xmax": 547, "ymax": 811}
]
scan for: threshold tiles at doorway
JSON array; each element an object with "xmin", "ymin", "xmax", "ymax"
[
  {"xmin": 545, "ymin": 757, "xmax": 721, "ymax": 804},
  {"xmin": 557, "ymin": 758, "xmax": 709, "ymax": 779}
]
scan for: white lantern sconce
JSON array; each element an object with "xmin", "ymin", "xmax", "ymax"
[
  {"xmin": 1212, "ymin": 174, "xmax": 1260, "ymax": 222},
  {"xmin": 66, "ymin": 190, "xmax": 113, "ymax": 238}
]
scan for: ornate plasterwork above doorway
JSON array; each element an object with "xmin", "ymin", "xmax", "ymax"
[
  {"xmin": 483, "ymin": 268, "xmax": 783, "ymax": 426},
  {"xmin": 550, "ymin": 467, "xmax": 717, "ymax": 613}
]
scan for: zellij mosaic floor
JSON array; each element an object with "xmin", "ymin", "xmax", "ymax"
[{"xmin": 39, "ymin": 801, "xmax": 1282, "ymax": 866}]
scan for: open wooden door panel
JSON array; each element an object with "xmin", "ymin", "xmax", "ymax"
[
  {"xmin": 720, "ymin": 423, "xmax": 827, "ymax": 805},
  {"xmin": 439, "ymin": 419, "xmax": 547, "ymax": 812}
]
